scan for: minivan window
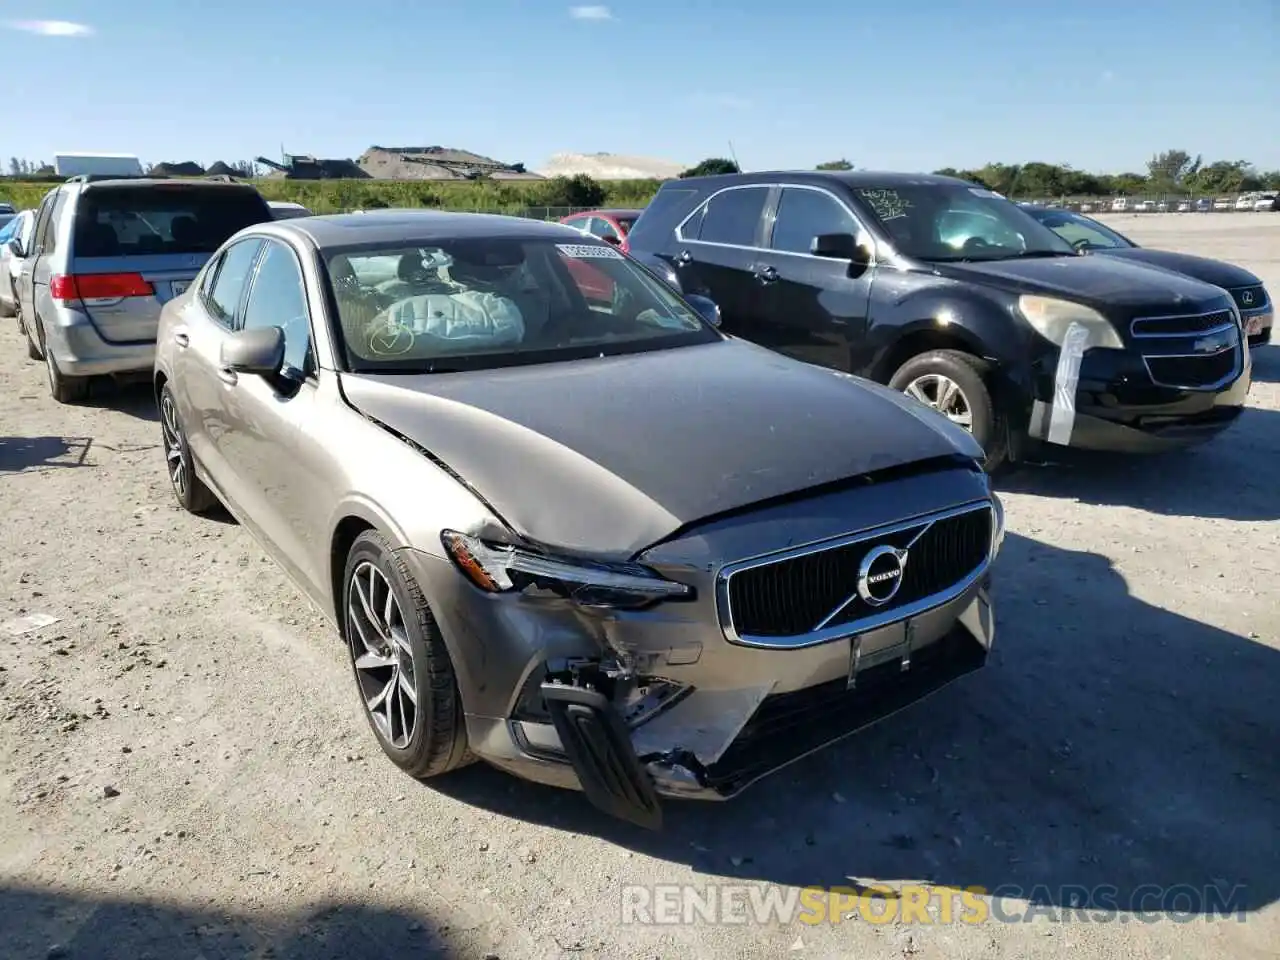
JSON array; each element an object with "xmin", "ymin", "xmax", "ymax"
[
  {"xmin": 43, "ymin": 191, "xmax": 69, "ymax": 255},
  {"xmin": 697, "ymin": 188, "xmax": 768, "ymax": 247},
  {"xmin": 770, "ymin": 188, "xmax": 859, "ymax": 255},
  {"xmin": 72, "ymin": 186, "xmax": 270, "ymax": 258}
]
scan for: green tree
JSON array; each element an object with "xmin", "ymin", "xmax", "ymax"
[
  {"xmin": 679, "ymin": 158, "xmax": 739, "ymax": 178},
  {"xmin": 1146, "ymin": 149, "xmax": 1201, "ymax": 193},
  {"xmin": 816, "ymin": 159, "xmax": 854, "ymax": 171}
]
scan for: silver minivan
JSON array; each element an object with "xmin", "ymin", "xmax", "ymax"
[{"xmin": 11, "ymin": 176, "xmax": 272, "ymax": 402}]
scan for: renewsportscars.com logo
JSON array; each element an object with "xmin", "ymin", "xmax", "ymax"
[{"xmin": 621, "ymin": 882, "xmax": 1249, "ymax": 926}]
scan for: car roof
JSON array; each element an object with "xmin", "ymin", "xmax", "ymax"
[
  {"xmin": 666, "ymin": 170, "xmax": 975, "ymax": 190},
  {"xmin": 275, "ymin": 210, "xmax": 592, "ymax": 248},
  {"xmin": 73, "ymin": 177, "xmax": 261, "ymax": 192}
]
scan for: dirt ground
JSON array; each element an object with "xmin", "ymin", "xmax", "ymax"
[{"xmin": 1, "ymin": 213, "xmax": 1277, "ymax": 960}]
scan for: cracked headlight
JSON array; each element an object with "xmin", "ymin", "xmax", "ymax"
[
  {"xmin": 1018, "ymin": 295, "xmax": 1124, "ymax": 350},
  {"xmin": 441, "ymin": 531, "xmax": 693, "ymax": 608}
]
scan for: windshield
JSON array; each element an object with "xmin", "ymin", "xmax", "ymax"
[
  {"xmin": 1022, "ymin": 208, "xmax": 1133, "ymax": 250},
  {"xmin": 852, "ymin": 183, "xmax": 1077, "ymax": 261},
  {"xmin": 325, "ymin": 237, "xmax": 719, "ymax": 373}
]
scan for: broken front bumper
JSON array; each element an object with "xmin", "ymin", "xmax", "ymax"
[{"xmin": 467, "ymin": 578, "xmax": 994, "ymax": 828}]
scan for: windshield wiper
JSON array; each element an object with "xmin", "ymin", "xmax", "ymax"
[{"xmin": 1012, "ymin": 250, "xmax": 1075, "ymax": 259}]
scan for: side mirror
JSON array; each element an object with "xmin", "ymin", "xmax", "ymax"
[
  {"xmin": 6, "ymin": 238, "xmax": 23, "ymax": 258},
  {"xmin": 684, "ymin": 293, "xmax": 721, "ymax": 327},
  {"xmin": 811, "ymin": 233, "xmax": 862, "ymax": 260},
  {"xmin": 221, "ymin": 326, "xmax": 285, "ymax": 376}
]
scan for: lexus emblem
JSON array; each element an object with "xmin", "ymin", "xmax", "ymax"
[
  {"xmin": 1241, "ymin": 290, "xmax": 1255, "ymax": 306},
  {"xmin": 856, "ymin": 544, "xmax": 909, "ymax": 607}
]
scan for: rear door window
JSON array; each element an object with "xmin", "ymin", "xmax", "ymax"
[
  {"xmin": 72, "ymin": 187, "xmax": 271, "ymax": 258},
  {"xmin": 205, "ymin": 239, "xmax": 263, "ymax": 328},
  {"xmin": 697, "ymin": 187, "xmax": 769, "ymax": 247}
]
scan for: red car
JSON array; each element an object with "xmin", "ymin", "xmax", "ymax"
[{"xmin": 559, "ymin": 208, "xmax": 644, "ymax": 303}]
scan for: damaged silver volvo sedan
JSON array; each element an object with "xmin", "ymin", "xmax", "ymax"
[{"xmin": 153, "ymin": 211, "xmax": 1005, "ymax": 828}]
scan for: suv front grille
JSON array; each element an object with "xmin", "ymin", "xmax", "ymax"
[
  {"xmin": 1230, "ymin": 285, "xmax": 1269, "ymax": 313},
  {"xmin": 1131, "ymin": 310, "xmax": 1233, "ymax": 337},
  {"xmin": 1144, "ymin": 349, "xmax": 1238, "ymax": 390},
  {"xmin": 722, "ymin": 502, "xmax": 992, "ymax": 645}
]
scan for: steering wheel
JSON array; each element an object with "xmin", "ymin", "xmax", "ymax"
[{"xmin": 961, "ymin": 236, "xmax": 996, "ymax": 254}]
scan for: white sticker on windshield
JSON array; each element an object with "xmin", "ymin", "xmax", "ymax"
[{"xmin": 557, "ymin": 243, "xmax": 624, "ymax": 260}]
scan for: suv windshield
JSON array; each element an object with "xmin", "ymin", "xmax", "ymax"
[
  {"xmin": 73, "ymin": 186, "xmax": 271, "ymax": 257},
  {"xmin": 326, "ymin": 237, "xmax": 718, "ymax": 372},
  {"xmin": 852, "ymin": 182, "xmax": 1076, "ymax": 262}
]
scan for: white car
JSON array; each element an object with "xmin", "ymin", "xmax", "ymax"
[
  {"xmin": 1254, "ymin": 194, "xmax": 1276, "ymax": 212},
  {"xmin": 1136, "ymin": 200, "xmax": 1156, "ymax": 212},
  {"xmin": 1176, "ymin": 201, "xmax": 1191, "ymax": 212},
  {"xmin": 1213, "ymin": 198, "xmax": 1233, "ymax": 211},
  {"xmin": 1234, "ymin": 195, "xmax": 1255, "ymax": 211},
  {"xmin": 1110, "ymin": 198, "xmax": 1130, "ymax": 212},
  {"xmin": 0, "ymin": 209, "xmax": 34, "ymax": 319}
]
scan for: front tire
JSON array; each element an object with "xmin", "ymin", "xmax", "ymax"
[
  {"xmin": 342, "ymin": 529, "xmax": 472, "ymax": 779},
  {"xmin": 889, "ymin": 349, "xmax": 1007, "ymax": 470},
  {"xmin": 158, "ymin": 383, "xmax": 218, "ymax": 514}
]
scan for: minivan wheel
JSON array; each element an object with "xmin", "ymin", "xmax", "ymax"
[
  {"xmin": 41, "ymin": 328, "xmax": 90, "ymax": 403},
  {"xmin": 158, "ymin": 384, "xmax": 218, "ymax": 514},
  {"xmin": 18, "ymin": 306, "xmax": 42, "ymax": 360},
  {"xmin": 342, "ymin": 529, "xmax": 472, "ymax": 780},
  {"xmin": 889, "ymin": 349, "xmax": 1006, "ymax": 470}
]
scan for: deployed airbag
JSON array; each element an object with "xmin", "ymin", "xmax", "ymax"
[{"xmin": 382, "ymin": 292, "xmax": 525, "ymax": 348}]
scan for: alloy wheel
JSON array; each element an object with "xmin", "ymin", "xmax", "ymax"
[
  {"xmin": 159, "ymin": 393, "xmax": 188, "ymax": 498},
  {"xmin": 903, "ymin": 374, "xmax": 974, "ymax": 431},
  {"xmin": 347, "ymin": 561, "xmax": 418, "ymax": 749}
]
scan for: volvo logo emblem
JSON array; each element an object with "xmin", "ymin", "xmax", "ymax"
[
  {"xmin": 1241, "ymin": 290, "xmax": 1255, "ymax": 306},
  {"xmin": 856, "ymin": 544, "xmax": 909, "ymax": 607}
]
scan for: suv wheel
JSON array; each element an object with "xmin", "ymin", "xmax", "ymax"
[
  {"xmin": 342, "ymin": 529, "xmax": 473, "ymax": 780},
  {"xmin": 889, "ymin": 349, "xmax": 1006, "ymax": 470},
  {"xmin": 37, "ymin": 317, "xmax": 90, "ymax": 403},
  {"xmin": 159, "ymin": 384, "xmax": 218, "ymax": 514}
]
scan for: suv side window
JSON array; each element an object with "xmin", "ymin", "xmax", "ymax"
[
  {"xmin": 43, "ymin": 192, "xmax": 70, "ymax": 255},
  {"xmin": 241, "ymin": 239, "xmax": 313, "ymax": 376},
  {"xmin": 770, "ymin": 188, "xmax": 859, "ymax": 255},
  {"xmin": 205, "ymin": 239, "xmax": 263, "ymax": 328},
  {"xmin": 697, "ymin": 187, "xmax": 768, "ymax": 247}
]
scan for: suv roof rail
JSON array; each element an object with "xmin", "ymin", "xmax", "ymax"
[
  {"xmin": 202, "ymin": 174, "xmax": 242, "ymax": 183},
  {"xmin": 63, "ymin": 173, "xmax": 169, "ymax": 184}
]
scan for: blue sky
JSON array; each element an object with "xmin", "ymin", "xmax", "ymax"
[{"xmin": 5, "ymin": 0, "xmax": 1277, "ymax": 174}]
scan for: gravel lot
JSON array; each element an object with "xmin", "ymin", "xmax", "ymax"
[{"xmin": 1, "ymin": 212, "xmax": 1277, "ymax": 960}]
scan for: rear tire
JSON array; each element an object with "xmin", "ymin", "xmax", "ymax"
[
  {"xmin": 342, "ymin": 529, "xmax": 473, "ymax": 780},
  {"xmin": 42, "ymin": 331, "xmax": 90, "ymax": 404},
  {"xmin": 889, "ymin": 349, "xmax": 1007, "ymax": 471}
]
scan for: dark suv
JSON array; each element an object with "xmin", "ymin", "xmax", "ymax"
[{"xmin": 626, "ymin": 172, "xmax": 1252, "ymax": 467}]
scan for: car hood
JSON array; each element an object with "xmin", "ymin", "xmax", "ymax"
[
  {"xmin": 338, "ymin": 339, "xmax": 983, "ymax": 556},
  {"xmin": 932, "ymin": 253, "xmax": 1227, "ymax": 313},
  {"xmin": 1089, "ymin": 247, "xmax": 1262, "ymax": 289}
]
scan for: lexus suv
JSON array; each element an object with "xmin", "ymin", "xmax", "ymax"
[
  {"xmin": 12, "ymin": 174, "xmax": 273, "ymax": 402},
  {"xmin": 1019, "ymin": 204, "xmax": 1272, "ymax": 347},
  {"xmin": 626, "ymin": 171, "xmax": 1252, "ymax": 468}
]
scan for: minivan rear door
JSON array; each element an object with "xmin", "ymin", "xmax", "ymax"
[{"xmin": 65, "ymin": 183, "xmax": 271, "ymax": 344}]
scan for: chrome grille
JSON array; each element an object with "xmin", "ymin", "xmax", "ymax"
[
  {"xmin": 1129, "ymin": 309, "xmax": 1243, "ymax": 392},
  {"xmin": 1145, "ymin": 347, "xmax": 1238, "ymax": 391},
  {"xmin": 720, "ymin": 501, "xmax": 993, "ymax": 647}
]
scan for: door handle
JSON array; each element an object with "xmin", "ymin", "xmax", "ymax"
[
  {"xmin": 217, "ymin": 367, "xmax": 239, "ymax": 386},
  {"xmin": 173, "ymin": 331, "xmax": 190, "ymax": 348},
  {"xmin": 754, "ymin": 265, "xmax": 779, "ymax": 283},
  {"xmin": 675, "ymin": 250, "xmax": 692, "ymax": 265}
]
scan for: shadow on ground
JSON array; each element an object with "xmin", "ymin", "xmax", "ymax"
[
  {"xmin": 995, "ymin": 401, "xmax": 1280, "ymax": 520},
  {"xmin": 0, "ymin": 436, "xmax": 94, "ymax": 472},
  {"xmin": 431, "ymin": 533, "xmax": 1278, "ymax": 916},
  {"xmin": 0, "ymin": 885, "xmax": 459, "ymax": 960},
  {"xmin": 1248, "ymin": 344, "xmax": 1279, "ymax": 383},
  {"xmin": 84, "ymin": 378, "xmax": 158, "ymax": 422}
]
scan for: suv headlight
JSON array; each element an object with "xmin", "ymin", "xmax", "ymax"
[
  {"xmin": 1018, "ymin": 295, "xmax": 1124, "ymax": 350},
  {"xmin": 441, "ymin": 531, "xmax": 693, "ymax": 609}
]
